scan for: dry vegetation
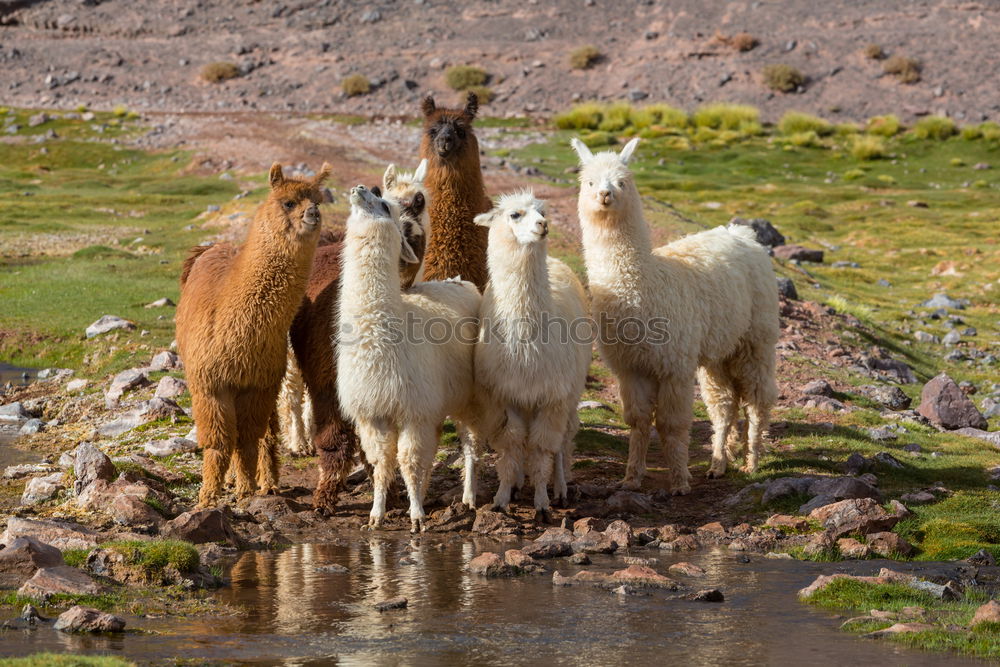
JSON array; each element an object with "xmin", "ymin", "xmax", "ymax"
[
  {"xmin": 199, "ymin": 62, "xmax": 240, "ymax": 84},
  {"xmin": 884, "ymin": 55, "xmax": 922, "ymax": 83},
  {"xmin": 569, "ymin": 45, "xmax": 603, "ymax": 70},
  {"xmin": 341, "ymin": 74, "xmax": 371, "ymax": 97},
  {"xmin": 762, "ymin": 64, "xmax": 804, "ymax": 92}
]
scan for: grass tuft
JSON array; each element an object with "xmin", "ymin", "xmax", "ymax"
[
  {"xmin": 778, "ymin": 111, "xmax": 833, "ymax": 136},
  {"xmin": 569, "ymin": 45, "xmax": 602, "ymax": 70},
  {"xmin": 850, "ymin": 134, "xmax": 887, "ymax": 160},
  {"xmin": 866, "ymin": 114, "xmax": 902, "ymax": 137},
  {"xmin": 912, "ymin": 115, "xmax": 957, "ymax": 141},
  {"xmin": 692, "ymin": 103, "xmax": 760, "ymax": 131},
  {"xmin": 864, "ymin": 44, "xmax": 885, "ymax": 60},
  {"xmin": 0, "ymin": 654, "xmax": 134, "ymax": 666},
  {"xmin": 762, "ymin": 64, "xmax": 804, "ymax": 92},
  {"xmin": 200, "ymin": 62, "xmax": 240, "ymax": 84},
  {"xmin": 104, "ymin": 539, "xmax": 200, "ymax": 574},
  {"xmin": 884, "ymin": 55, "xmax": 921, "ymax": 83},
  {"xmin": 341, "ymin": 74, "xmax": 371, "ymax": 97},
  {"xmin": 445, "ymin": 65, "xmax": 488, "ymax": 91}
]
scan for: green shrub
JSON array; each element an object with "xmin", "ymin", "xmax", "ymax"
[
  {"xmin": 762, "ymin": 64, "xmax": 804, "ymax": 92},
  {"xmin": 569, "ymin": 45, "xmax": 602, "ymax": 70},
  {"xmin": 693, "ymin": 103, "xmax": 760, "ymax": 131},
  {"xmin": 643, "ymin": 103, "xmax": 688, "ymax": 129},
  {"xmin": 112, "ymin": 105, "xmax": 129, "ymax": 118},
  {"xmin": 554, "ymin": 102, "xmax": 604, "ymax": 130},
  {"xmin": 200, "ymin": 62, "xmax": 240, "ymax": 83},
  {"xmin": 866, "ymin": 114, "xmax": 901, "ymax": 137},
  {"xmin": 883, "ymin": 55, "xmax": 921, "ymax": 83},
  {"xmin": 787, "ymin": 131, "xmax": 822, "ymax": 147},
  {"xmin": 445, "ymin": 65, "xmax": 487, "ymax": 90},
  {"xmin": 104, "ymin": 539, "xmax": 199, "ymax": 574},
  {"xmin": 579, "ymin": 131, "xmax": 617, "ymax": 148},
  {"xmin": 843, "ymin": 168, "xmax": 866, "ymax": 180},
  {"xmin": 864, "ymin": 44, "xmax": 885, "ymax": 60},
  {"xmin": 979, "ymin": 122, "xmax": 1000, "ymax": 141},
  {"xmin": 778, "ymin": 111, "xmax": 833, "ymax": 136},
  {"xmin": 464, "ymin": 85, "xmax": 493, "ymax": 104},
  {"xmin": 912, "ymin": 115, "xmax": 957, "ymax": 140},
  {"xmin": 834, "ymin": 123, "xmax": 860, "ymax": 137},
  {"xmin": 597, "ymin": 101, "xmax": 633, "ymax": 132},
  {"xmin": 341, "ymin": 74, "xmax": 371, "ymax": 97},
  {"xmin": 851, "ymin": 135, "xmax": 887, "ymax": 160}
]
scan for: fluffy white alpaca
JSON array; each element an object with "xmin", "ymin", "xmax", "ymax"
[
  {"xmin": 474, "ymin": 191, "xmax": 591, "ymax": 520},
  {"xmin": 572, "ymin": 137, "xmax": 779, "ymax": 494},
  {"xmin": 337, "ymin": 185, "xmax": 481, "ymax": 532}
]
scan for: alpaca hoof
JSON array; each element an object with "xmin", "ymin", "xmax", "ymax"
[
  {"xmin": 364, "ymin": 518, "xmax": 383, "ymax": 531},
  {"xmin": 670, "ymin": 484, "xmax": 691, "ymax": 496},
  {"xmin": 706, "ymin": 465, "xmax": 726, "ymax": 480},
  {"xmin": 620, "ymin": 478, "xmax": 641, "ymax": 491},
  {"xmin": 740, "ymin": 463, "xmax": 758, "ymax": 474},
  {"xmin": 410, "ymin": 518, "xmax": 426, "ymax": 534},
  {"xmin": 533, "ymin": 508, "xmax": 552, "ymax": 525},
  {"xmin": 491, "ymin": 503, "xmax": 510, "ymax": 514}
]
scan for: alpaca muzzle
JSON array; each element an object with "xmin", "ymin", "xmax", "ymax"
[
  {"xmin": 303, "ymin": 205, "xmax": 320, "ymax": 228},
  {"xmin": 599, "ymin": 190, "xmax": 613, "ymax": 207}
]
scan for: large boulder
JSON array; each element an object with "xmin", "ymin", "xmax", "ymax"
[
  {"xmin": 110, "ymin": 493, "xmax": 164, "ymax": 528},
  {"xmin": 2, "ymin": 517, "xmax": 98, "ymax": 551},
  {"xmin": 0, "ymin": 401, "xmax": 31, "ymax": 423},
  {"xmin": 0, "ymin": 537, "xmax": 65, "ymax": 587},
  {"xmin": 162, "ymin": 509, "xmax": 238, "ymax": 546},
  {"xmin": 918, "ymin": 373, "xmax": 988, "ymax": 430},
  {"xmin": 21, "ymin": 472, "xmax": 65, "ymax": 505},
  {"xmin": 74, "ymin": 442, "xmax": 116, "ymax": 492},
  {"xmin": 18, "ymin": 566, "xmax": 102, "ymax": 599},
  {"xmin": 808, "ymin": 498, "xmax": 902, "ymax": 538},
  {"xmin": 53, "ymin": 605, "xmax": 126, "ymax": 633}
]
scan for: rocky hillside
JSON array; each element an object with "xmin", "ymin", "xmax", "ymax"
[{"xmin": 1, "ymin": 0, "xmax": 998, "ymax": 122}]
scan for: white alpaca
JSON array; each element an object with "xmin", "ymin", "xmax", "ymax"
[
  {"xmin": 277, "ymin": 344, "xmax": 315, "ymax": 455},
  {"xmin": 337, "ymin": 185, "xmax": 481, "ymax": 532},
  {"xmin": 473, "ymin": 191, "xmax": 591, "ymax": 520},
  {"xmin": 572, "ymin": 137, "xmax": 779, "ymax": 494}
]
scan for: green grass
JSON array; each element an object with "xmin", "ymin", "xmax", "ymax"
[
  {"xmin": 0, "ymin": 655, "xmax": 134, "ymax": 667},
  {"xmin": 912, "ymin": 116, "xmax": 958, "ymax": 141},
  {"xmin": 103, "ymin": 539, "xmax": 199, "ymax": 574},
  {"xmin": 62, "ymin": 548, "xmax": 89, "ymax": 568},
  {"xmin": 778, "ymin": 112, "xmax": 833, "ymax": 137},
  {"xmin": 807, "ymin": 578, "xmax": 1000, "ymax": 659},
  {"xmin": 896, "ymin": 491, "xmax": 1000, "ymax": 560},
  {"xmin": 445, "ymin": 65, "xmax": 487, "ymax": 91}
]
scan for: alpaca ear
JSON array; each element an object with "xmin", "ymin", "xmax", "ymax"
[
  {"xmin": 399, "ymin": 235, "xmax": 419, "ymax": 264},
  {"xmin": 464, "ymin": 91, "xmax": 479, "ymax": 119},
  {"xmin": 619, "ymin": 137, "xmax": 640, "ymax": 164},
  {"xmin": 269, "ymin": 163, "xmax": 284, "ymax": 188},
  {"xmin": 413, "ymin": 159, "xmax": 428, "ymax": 183},
  {"xmin": 383, "ymin": 164, "xmax": 397, "ymax": 191},
  {"xmin": 473, "ymin": 208, "xmax": 497, "ymax": 227},
  {"xmin": 370, "ymin": 185, "xmax": 382, "ymax": 198},
  {"xmin": 570, "ymin": 138, "xmax": 594, "ymax": 164},
  {"xmin": 421, "ymin": 95, "xmax": 436, "ymax": 117},
  {"xmin": 313, "ymin": 162, "xmax": 332, "ymax": 187}
]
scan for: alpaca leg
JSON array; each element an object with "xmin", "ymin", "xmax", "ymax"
[
  {"xmin": 256, "ymin": 409, "xmax": 281, "ymax": 494},
  {"xmin": 553, "ymin": 408, "xmax": 579, "ymax": 506},
  {"xmin": 301, "ymin": 387, "xmax": 316, "ymax": 455},
  {"xmin": 233, "ymin": 392, "xmax": 271, "ymax": 499},
  {"xmin": 357, "ymin": 419, "xmax": 398, "ymax": 530},
  {"xmin": 193, "ymin": 392, "xmax": 236, "ymax": 508},
  {"xmin": 277, "ymin": 363, "xmax": 303, "ymax": 456},
  {"xmin": 491, "ymin": 408, "xmax": 527, "ymax": 511},
  {"xmin": 527, "ymin": 407, "xmax": 565, "ymax": 522},
  {"xmin": 619, "ymin": 372, "xmax": 656, "ymax": 490},
  {"xmin": 312, "ymin": 390, "xmax": 358, "ymax": 513},
  {"xmin": 731, "ymin": 340, "xmax": 777, "ymax": 473},
  {"xmin": 456, "ymin": 421, "xmax": 481, "ymax": 509},
  {"xmin": 726, "ymin": 415, "xmax": 749, "ymax": 463},
  {"xmin": 656, "ymin": 377, "xmax": 695, "ymax": 495},
  {"xmin": 397, "ymin": 420, "xmax": 438, "ymax": 533},
  {"xmin": 697, "ymin": 365, "xmax": 739, "ymax": 479}
]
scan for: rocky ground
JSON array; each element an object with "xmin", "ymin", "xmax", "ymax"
[{"xmin": 1, "ymin": 0, "xmax": 999, "ymax": 123}]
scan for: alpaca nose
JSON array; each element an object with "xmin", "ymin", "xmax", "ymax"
[
  {"xmin": 304, "ymin": 204, "xmax": 320, "ymax": 226},
  {"xmin": 599, "ymin": 190, "xmax": 612, "ymax": 206},
  {"xmin": 537, "ymin": 220, "xmax": 548, "ymax": 237}
]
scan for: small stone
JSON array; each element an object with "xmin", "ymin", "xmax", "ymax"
[
  {"xmin": 19, "ymin": 418, "xmax": 44, "ymax": 435},
  {"xmin": 20, "ymin": 473, "xmax": 64, "ymax": 505},
  {"xmin": 836, "ymin": 537, "xmax": 872, "ymax": 559},
  {"xmin": 154, "ymin": 375, "xmax": 188, "ymax": 399},
  {"xmin": 687, "ymin": 588, "xmax": 725, "ymax": 602},
  {"xmin": 19, "ymin": 566, "xmax": 102, "ymax": 599},
  {"xmin": 866, "ymin": 532, "xmax": 914, "ymax": 558},
  {"xmin": 0, "ymin": 402, "xmax": 31, "ymax": 423},
  {"xmin": 773, "ymin": 245, "xmax": 824, "ymax": 263},
  {"xmin": 66, "ymin": 379, "xmax": 89, "ymax": 392},
  {"xmin": 53, "ymin": 605, "xmax": 125, "ymax": 633},
  {"xmin": 105, "ymin": 368, "xmax": 151, "ymax": 406},
  {"xmin": 144, "ymin": 297, "xmax": 175, "ymax": 308},
  {"xmin": 864, "ymin": 622, "xmax": 937, "ymax": 638},
  {"xmin": 144, "ymin": 436, "xmax": 197, "ymax": 457},
  {"xmin": 918, "ymin": 294, "xmax": 965, "ymax": 310},
  {"xmin": 85, "ymin": 315, "xmax": 135, "ymax": 338},
  {"xmin": 971, "ymin": 600, "xmax": 1000, "ymax": 627},
  {"xmin": 73, "ymin": 442, "xmax": 115, "ymax": 491},
  {"xmin": 729, "ymin": 217, "xmax": 785, "ymax": 247},
  {"xmin": 149, "ymin": 350, "xmax": 181, "ymax": 371},
  {"xmin": 867, "ymin": 427, "xmax": 897, "ymax": 442},
  {"xmin": 374, "ymin": 596, "xmax": 407, "ymax": 612},
  {"xmin": 668, "ymin": 562, "xmax": 706, "ymax": 577},
  {"xmin": 469, "ymin": 552, "xmax": 511, "ymax": 577},
  {"xmin": 802, "ymin": 379, "xmax": 834, "ymax": 397},
  {"xmin": 776, "ymin": 277, "xmax": 798, "ymax": 300},
  {"xmin": 569, "ymin": 553, "xmax": 591, "ymax": 565},
  {"xmin": 765, "ymin": 514, "xmax": 809, "ymax": 531},
  {"xmin": 163, "ymin": 509, "xmax": 239, "ymax": 546}
]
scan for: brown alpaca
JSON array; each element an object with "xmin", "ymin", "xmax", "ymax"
[
  {"xmin": 289, "ymin": 179, "xmax": 429, "ymax": 512},
  {"xmin": 419, "ymin": 92, "xmax": 491, "ymax": 290},
  {"xmin": 176, "ymin": 162, "xmax": 331, "ymax": 507}
]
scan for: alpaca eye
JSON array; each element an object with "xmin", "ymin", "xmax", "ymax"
[
  {"xmin": 510, "ymin": 211, "xmax": 521, "ymax": 220},
  {"xmin": 617, "ymin": 181, "xmax": 624, "ymax": 187},
  {"xmin": 283, "ymin": 201, "xmax": 295, "ymax": 211},
  {"xmin": 588, "ymin": 181, "xmax": 593, "ymax": 187}
]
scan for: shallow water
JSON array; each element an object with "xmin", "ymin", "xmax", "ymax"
[
  {"xmin": 0, "ymin": 363, "xmax": 36, "ymax": 387},
  {"xmin": 0, "ymin": 535, "xmax": 989, "ymax": 666}
]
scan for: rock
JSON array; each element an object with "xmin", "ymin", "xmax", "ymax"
[
  {"xmin": 773, "ymin": 245, "xmax": 824, "ymax": 263},
  {"xmin": 523, "ymin": 540, "xmax": 572, "ymax": 560},
  {"xmin": 504, "ymin": 549, "xmax": 544, "ymax": 574},
  {"xmin": 4, "ymin": 463, "xmax": 57, "ymax": 480},
  {"xmin": 697, "ymin": 521, "xmax": 727, "ymax": 540},
  {"xmin": 2, "ymin": 518, "xmax": 98, "ymax": 551},
  {"xmin": 571, "ymin": 530, "xmax": 617, "ymax": 554},
  {"xmin": 802, "ymin": 531, "xmax": 836, "ymax": 557},
  {"xmin": 802, "ymin": 379, "xmax": 834, "ymax": 396},
  {"xmin": 914, "ymin": 331, "xmax": 940, "ymax": 344},
  {"xmin": 163, "ymin": 509, "xmax": 238, "ymax": 546},
  {"xmin": 765, "ymin": 514, "xmax": 809, "ymax": 531},
  {"xmin": 424, "ymin": 503, "xmax": 476, "ymax": 532},
  {"xmin": 572, "ymin": 517, "xmax": 607, "ymax": 536},
  {"xmin": 0, "ymin": 537, "xmax": 65, "ymax": 587},
  {"xmin": 105, "ymin": 368, "xmax": 150, "ymax": 406},
  {"xmin": 836, "ymin": 537, "xmax": 872, "ymax": 559},
  {"xmin": 469, "ymin": 552, "xmax": 512, "ymax": 576},
  {"xmin": 840, "ymin": 452, "xmax": 868, "ymax": 475},
  {"xmin": 900, "ymin": 491, "xmax": 935, "ymax": 504},
  {"xmin": 800, "ymin": 477, "xmax": 883, "ymax": 513},
  {"xmin": 808, "ymin": 498, "xmax": 901, "ymax": 538},
  {"xmin": 866, "ymin": 532, "xmax": 914, "ymax": 558},
  {"xmin": 776, "ymin": 277, "xmax": 798, "ymax": 300},
  {"xmin": 867, "ymin": 427, "xmax": 897, "ymax": 442},
  {"xmin": 605, "ymin": 490, "xmax": 653, "ymax": 515},
  {"xmin": 971, "ymin": 600, "xmax": 1000, "ymax": 627},
  {"xmin": 149, "ymin": 350, "xmax": 181, "ymax": 371},
  {"xmin": 28, "ymin": 112, "xmax": 49, "ymax": 127},
  {"xmin": 97, "ymin": 398, "xmax": 183, "ymax": 437},
  {"xmin": 659, "ymin": 535, "xmax": 699, "ymax": 551},
  {"xmin": 374, "ymin": 596, "xmax": 407, "ymax": 612},
  {"xmin": 53, "ymin": 606, "xmax": 126, "ymax": 633},
  {"xmin": 871, "ymin": 452, "xmax": 904, "ymax": 469},
  {"xmin": 860, "ymin": 385, "xmax": 912, "ymax": 410},
  {"xmin": 942, "ymin": 330, "xmax": 962, "ymax": 346},
  {"xmin": 19, "ymin": 566, "xmax": 102, "ymax": 599},
  {"xmin": 19, "ymin": 418, "xmax": 45, "ymax": 435},
  {"xmin": 686, "ymin": 588, "xmax": 724, "ymax": 602},
  {"xmin": 918, "ymin": 373, "xmax": 988, "ymax": 430},
  {"xmin": 862, "ymin": 354, "xmax": 917, "ymax": 384},
  {"xmin": 954, "ymin": 428, "xmax": 1000, "ymax": 448},
  {"xmin": 729, "ymin": 217, "xmax": 785, "ymax": 247},
  {"xmin": 864, "ymin": 622, "xmax": 937, "ymax": 638},
  {"xmin": 74, "ymin": 442, "xmax": 116, "ymax": 491},
  {"xmin": 0, "ymin": 401, "xmax": 31, "ymax": 423},
  {"xmin": 669, "ymin": 562, "xmax": 706, "ymax": 577},
  {"xmin": 144, "ymin": 436, "xmax": 197, "ymax": 457},
  {"xmin": 472, "ymin": 509, "xmax": 521, "ymax": 535},
  {"xmin": 20, "ymin": 473, "xmax": 64, "ymax": 505},
  {"xmin": 611, "ymin": 565, "xmax": 677, "ymax": 589},
  {"xmin": 110, "ymin": 493, "xmax": 163, "ymax": 527},
  {"xmin": 569, "ymin": 553, "xmax": 591, "ymax": 565},
  {"xmin": 314, "ymin": 563, "xmax": 349, "ymax": 573},
  {"xmin": 603, "ymin": 519, "xmax": 633, "ymax": 549},
  {"xmin": 577, "ymin": 400, "xmax": 610, "ymax": 411},
  {"xmin": 798, "ymin": 395, "xmax": 846, "ymax": 412},
  {"xmin": 918, "ymin": 294, "xmax": 965, "ymax": 310},
  {"xmin": 66, "ymin": 379, "xmax": 89, "ymax": 392},
  {"xmin": 761, "ymin": 476, "xmax": 816, "ymax": 504},
  {"xmin": 85, "ymin": 315, "xmax": 135, "ymax": 338},
  {"xmin": 144, "ymin": 297, "xmax": 175, "ymax": 308},
  {"xmin": 154, "ymin": 376, "xmax": 188, "ymax": 399}
]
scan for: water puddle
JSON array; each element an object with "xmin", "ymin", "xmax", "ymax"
[
  {"xmin": 0, "ymin": 363, "xmax": 37, "ymax": 387},
  {"xmin": 0, "ymin": 535, "xmax": 988, "ymax": 665}
]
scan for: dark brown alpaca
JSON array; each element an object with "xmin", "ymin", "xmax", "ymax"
[
  {"xmin": 176, "ymin": 162, "xmax": 330, "ymax": 507},
  {"xmin": 420, "ymin": 92, "xmax": 491, "ymax": 290},
  {"xmin": 289, "ymin": 183, "xmax": 428, "ymax": 513}
]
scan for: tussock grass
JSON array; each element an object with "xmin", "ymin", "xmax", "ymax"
[
  {"xmin": 850, "ymin": 134, "xmax": 887, "ymax": 160},
  {"xmin": 0, "ymin": 655, "xmax": 134, "ymax": 667},
  {"xmin": 200, "ymin": 62, "xmax": 240, "ymax": 84},
  {"xmin": 555, "ymin": 101, "xmax": 688, "ymax": 133},
  {"xmin": 762, "ymin": 64, "xmax": 804, "ymax": 92},
  {"xmin": 341, "ymin": 74, "xmax": 371, "ymax": 97},
  {"xmin": 104, "ymin": 539, "xmax": 199, "ymax": 574},
  {"xmin": 569, "ymin": 45, "xmax": 602, "ymax": 70},
  {"xmin": 730, "ymin": 32, "xmax": 758, "ymax": 52},
  {"xmin": 866, "ymin": 114, "xmax": 902, "ymax": 136},
  {"xmin": 778, "ymin": 112, "xmax": 833, "ymax": 136},
  {"xmin": 884, "ymin": 55, "xmax": 921, "ymax": 83},
  {"xmin": 445, "ymin": 65, "xmax": 487, "ymax": 91},
  {"xmin": 464, "ymin": 85, "xmax": 493, "ymax": 104},
  {"xmin": 896, "ymin": 491, "xmax": 1000, "ymax": 560},
  {"xmin": 692, "ymin": 103, "xmax": 760, "ymax": 131},
  {"xmin": 912, "ymin": 115, "xmax": 957, "ymax": 140},
  {"xmin": 864, "ymin": 44, "xmax": 885, "ymax": 60}
]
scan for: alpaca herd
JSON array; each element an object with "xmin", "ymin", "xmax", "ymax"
[{"xmin": 175, "ymin": 92, "xmax": 780, "ymax": 529}]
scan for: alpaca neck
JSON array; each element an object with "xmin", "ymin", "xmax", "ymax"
[
  {"xmin": 488, "ymin": 239, "xmax": 552, "ymax": 318},
  {"xmin": 341, "ymin": 222, "xmax": 403, "ymax": 319},
  {"xmin": 580, "ymin": 189, "xmax": 653, "ymax": 295}
]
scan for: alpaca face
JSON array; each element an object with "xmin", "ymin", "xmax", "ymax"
[
  {"xmin": 477, "ymin": 191, "xmax": 548, "ymax": 246},
  {"xmin": 268, "ymin": 162, "xmax": 332, "ymax": 238},
  {"xmin": 421, "ymin": 93, "xmax": 479, "ymax": 160},
  {"xmin": 382, "ymin": 161, "xmax": 430, "ymax": 270},
  {"xmin": 349, "ymin": 185, "xmax": 419, "ymax": 264},
  {"xmin": 571, "ymin": 137, "xmax": 640, "ymax": 219}
]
